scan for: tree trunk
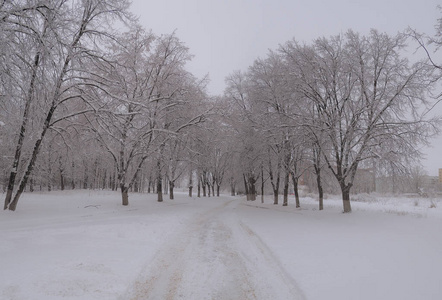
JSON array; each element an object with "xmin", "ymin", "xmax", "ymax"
[
  {"xmin": 169, "ymin": 181, "xmax": 174, "ymax": 200},
  {"xmin": 4, "ymin": 51, "xmax": 41, "ymax": 210},
  {"xmin": 157, "ymin": 179, "xmax": 163, "ymax": 202},
  {"xmin": 30, "ymin": 177, "xmax": 34, "ymax": 193},
  {"xmin": 47, "ymin": 145, "xmax": 52, "ymax": 192},
  {"xmin": 147, "ymin": 175, "xmax": 152, "ymax": 193},
  {"xmin": 216, "ymin": 184, "xmax": 220, "ymax": 197},
  {"xmin": 243, "ymin": 174, "xmax": 249, "ymax": 200},
  {"xmin": 315, "ymin": 168, "xmax": 324, "ymax": 210},
  {"xmin": 273, "ymin": 190, "xmax": 279, "ymax": 205},
  {"xmin": 248, "ymin": 175, "xmax": 256, "ymax": 201},
  {"xmin": 102, "ymin": 169, "xmax": 107, "ymax": 190},
  {"xmin": 71, "ymin": 161, "xmax": 76, "ymax": 190},
  {"xmin": 283, "ymin": 170, "xmax": 289, "ymax": 206},
  {"xmin": 121, "ymin": 185, "xmax": 129, "ymax": 206},
  {"xmin": 261, "ymin": 165, "xmax": 264, "ymax": 203},
  {"xmin": 197, "ymin": 174, "xmax": 201, "ymax": 197},
  {"xmin": 60, "ymin": 172, "xmax": 65, "ymax": 191},
  {"xmin": 157, "ymin": 159, "xmax": 163, "ymax": 202},
  {"xmin": 188, "ymin": 168, "xmax": 193, "ymax": 197},
  {"xmin": 8, "ymin": 105, "xmax": 56, "ymax": 211},
  {"xmin": 269, "ymin": 167, "xmax": 280, "ymax": 205},
  {"xmin": 293, "ymin": 176, "xmax": 300, "ymax": 208},
  {"xmin": 341, "ymin": 185, "xmax": 352, "ymax": 213},
  {"xmin": 133, "ymin": 173, "xmax": 139, "ymax": 193},
  {"xmin": 83, "ymin": 163, "xmax": 88, "ymax": 189}
]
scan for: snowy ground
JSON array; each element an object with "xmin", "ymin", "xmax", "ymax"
[{"xmin": 1, "ymin": 190, "xmax": 442, "ymax": 300}]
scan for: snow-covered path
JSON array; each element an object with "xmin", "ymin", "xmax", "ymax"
[{"xmin": 125, "ymin": 199, "xmax": 305, "ymax": 300}]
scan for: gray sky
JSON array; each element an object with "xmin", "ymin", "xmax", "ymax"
[{"xmin": 130, "ymin": 0, "xmax": 442, "ymax": 175}]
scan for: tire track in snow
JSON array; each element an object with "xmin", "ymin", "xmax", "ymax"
[{"xmin": 124, "ymin": 198, "xmax": 305, "ymax": 299}]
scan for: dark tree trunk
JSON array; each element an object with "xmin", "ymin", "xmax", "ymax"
[
  {"xmin": 341, "ymin": 184, "xmax": 352, "ymax": 213},
  {"xmin": 315, "ymin": 167, "xmax": 323, "ymax": 210},
  {"xmin": 273, "ymin": 190, "xmax": 279, "ymax": 205},
  {"xmin": 8, "ymin": 105, "xmax": 56, "ymax": 211},
  {"xmin": 312, "ymin": 146, "xmax": 324, "ymax": 210},
  {"xmin": 121, "ymin": 185, "xmax": 129, "ymax": 206},
  {"xmin": 71, "ymin": 161, "xmax": 76, "ymax": 190},
  {"xmin": 283, "ymin": 170, "xmax": 289, "ymax": 206},
  {"xmin": 261, "ymin": 165, "xmax": 264, "ymax": 203},
  {"xmin": 30, "ymin": 177, "xmax": 34, "ymax": 192},
  {"xmin": 157, "ymin": 179, "xmax": 163, "ymax": 202},
  {"xmin": 47, "ymin": 146, "xmax": 52, "ymax": 192},
  {"xmin": 102, "ymin": 169, "xmax": 107, "ymax": 190},
  {"xmin": 156, "ymin": 158, "xmax": 163, "ymax": 202},
  {"xmin": 4, "ymin": 51, "xmax": 41, "ymax": 210},
  {"xmin": 83, "ymin": 163, "xmax": 88, "ymax": 189},
  {"xmin": 248, "ymin": 175, "xmax": 256, "ymax": 201},
  {"xmin": 216, "ymin": 184, "xmax": 220, "ymax": 197},
  {"xmin": 243, "ymin": 174, "xmax": 249, "ymax": 200},
  {"xmin": 197, "ymin": 174, "xmax": 201, "ymax": 197},
  {"xmin": 60, "ymin": 172, "xmax": 65, "ymax": 191},
  {"xmin": 188, "ymin": 168, "xmax": 193, "ymax": 197},
  {"xmin": 133, "ymin": 172, "xmax": 139, "ymax": 193},
  {"xmin": 147, "ymin": 175, "xmax": 152, "ymax": 193},
  {"xmin": 169, "ymin": 181, "xmax": 174, "ymax": 200},
  {"xmin": 269, "ymin": 165, "xmax": 280, "ymax": 205},
  {"xmin": 292, "ymin": 175, "xmax": 300, "ymax": 208}
]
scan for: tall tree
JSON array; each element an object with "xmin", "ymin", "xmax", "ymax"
[
  {"xmin": 281, "ymin": 30, "xmax": 438, "ymax": 212},
  {"xmin": 5, "ymin": 0, "xmax": 131, "ymax": 211}
]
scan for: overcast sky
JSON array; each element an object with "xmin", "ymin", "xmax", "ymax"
[{"xmin": 130, "ymin": 0, "xmax": 442, "ymax": 175}]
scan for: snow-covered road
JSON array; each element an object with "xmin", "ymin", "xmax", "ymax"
[{"xmin": 125, "ymin": 199, "xmax": 305, "ymax": 299}]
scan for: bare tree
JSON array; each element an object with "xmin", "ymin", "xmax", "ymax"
[
  {"xmin": 5, "ymin": 0, "xmax": 131, "ymax": 211},
  {"xmin": 2, "ymin": 1, "xmax": 52, "ymax": 209},
  {"xmin": 281, "ymin": 30, "xmax": 439, "ymax": 212}
]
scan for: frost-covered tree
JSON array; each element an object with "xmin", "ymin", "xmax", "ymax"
[
  {"xmin": 86, "ymin": 28, "xmax": 208, "ymax": 205},
  {"xmin": 281, "ymin": 30, "xmax": 439, "ymax": 212},
  {"xmin": 4, "ymin": 0, "xmax": 131, "ymax": 211},
  {"xmin": 224, "ymin": 71, "xmax": 264, "ymax": 200}
]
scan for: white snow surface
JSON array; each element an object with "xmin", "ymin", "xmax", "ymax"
[{"xmin": 1, "ymin": 190, "xmax": 442, "ymax": 300}]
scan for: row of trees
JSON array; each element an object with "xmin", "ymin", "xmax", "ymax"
[
  {"xmin": 222, "ymin": 29, "xmax": 440, "ymax": 213},
  {"xmin": 1, "ymin": 1, "xmax": 441, "ymax": 213},
  {"xmin": 0, "ymin": 0, "xmax": 218, "ymax": 210}
]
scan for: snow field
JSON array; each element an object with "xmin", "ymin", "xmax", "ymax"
[
  {"xmin": 239, "ymin": 195, "xmax": 442, "ymax": 300},
  {"xmin": 1, "ymin": 190, "xmax": 442, "ymax": 299}
]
